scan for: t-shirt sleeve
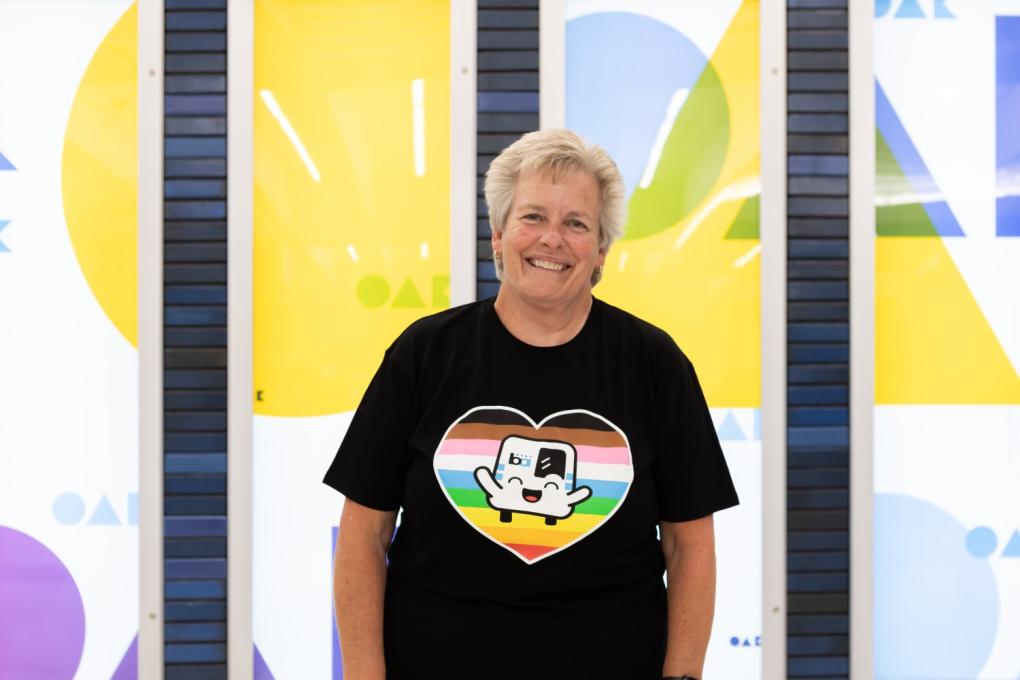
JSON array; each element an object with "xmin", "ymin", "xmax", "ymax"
[
  {"xmin": 650, "ymin": 335, "xmax": 740, "ymax": 522},
  {"xmin": 322, "ymin": 333, "xmax": 419, "ymax": 511}
]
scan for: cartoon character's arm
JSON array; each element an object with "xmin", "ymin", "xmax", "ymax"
[
  {"xmin": 564, "ymin": 485, "xmax": 592, "ymax": 506},
  {"xmin": 474, "ymin": 466, "xmax": 502, "ymax": 498}
]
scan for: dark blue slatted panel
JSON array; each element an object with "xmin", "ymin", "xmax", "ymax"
[
  {"xmin": 788, "ymin": 552, "xmax": 848, "ymax": 571},
  {"xmin": 166, "ymin": 538, "xmax": 226, "ymax": 557},
  {"xmin": 166, "ymin": 33, "xmax": 226, "ymax": 52},
  {"xmin": 166, "ymin": 559, "xmax": 226, "ymax": 580},
  {"xmin": 165, "ymin": 454, "xmax": 227, "ymax": 474},
  {"xmin": 165, "ymin": 117, "xmax": 227, "ymax": 135},
  {"xmin": 166, "ymin": 0, "xmax": 225, "ymax": 9},
  {"xmin": 166, "ymin": 159, "xmax": 227, "ymax": 178},
  {"xmin": 789, "ymin": 656, "xmax": 850, "ymax": 676},
  {"xmin": 166, "ymin": 75, "xmax": 227, "ymax": 94},
  {"xmin": 166, "ymin": 665, "xmax": 228, "ymax": 680},
  {"xmin": 789, "ymin": 507, "xmax": 847, "ymax": 528},
  {"xmin": 477, "ymin": 1, "xmax": 539, "ymax": 300},
  {"xmin": 166, "ymin": 580, "xmax": 227, "ymax": 599},
  {"xmin": 788, "ymin": 614, "xmax": 849, "ymax": 634},
  {"xmin": 165, "ymin": 643, "xmax": 226, "ymax": 663},
  {"xmin": 166, "ymin": 54, "xmax": 226, "ymax": 73},
  {"xmin": 165, "ymin": 496, "xmax": 227, "ymax": 515},
  {"xmin": 166, "ymin": 622, "xmax": 227, "ymax": 642},
  {"xmin": 165, "ymin": 223, "xmax": 227, "ymax": 242},
  {"xmin": 164, "ymin": 4, "xmax": 227, "ymax": 677},
  {"xmin": 788, "ymin": 2, "xmax": 849, "ymax": 677},
  {"xmin": 477, "ymin": 91, "xmax": 539, "ymax": 112},
  {"xmin": 165, "ymin": 476, "xmax": 226, "ymax": 495}
]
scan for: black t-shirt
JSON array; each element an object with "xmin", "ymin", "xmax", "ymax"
[{"xmin": 323, "ymin": 297, "xmax": 739, "ymax": 680}]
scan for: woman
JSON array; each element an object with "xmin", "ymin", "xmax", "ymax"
[{"xmin": 324, "ymin": 129, "xmax": 738, "ymax": 680}]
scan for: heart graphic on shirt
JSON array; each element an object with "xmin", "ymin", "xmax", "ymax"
[{"xmin": 432, "ymin": 406, "xmax": 634, "ymax": 564}]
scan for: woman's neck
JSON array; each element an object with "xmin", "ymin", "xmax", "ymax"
[{"xmin": 492, "ymin": 288, "xmax": 593, "ymax": 347}]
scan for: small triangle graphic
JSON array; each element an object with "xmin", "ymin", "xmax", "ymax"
[
  {"xmin": 724, "ymin": 195, "xmax": 760, "ymax": 239},
  {"xmin": 391, "ymin": 277, "xmax": 426, "ymax": 308},
  {"xmin": 0, "ymin": 220, "xmax": 9, "ymax": 253},
  {"xmin": 717, "ymin": 411, "xmax": 746, "ymax": 441},
  {"xmin": 895, "ymin": 0, "xmax": 925, "ymax": 18},
  {"xmin": 128, "ymin": 492, "xmax": 139, "ymax": 526},
  {"xmin": 254, "ymin": 644, "xmax": 277, "ymax": 680},
  {"xmin": 1002, "ymin": 529, "xmax": 1020, "ymax": 557},
  {"xmin": 111, "ymin": 635, "xmax": 137, "ymax": 680},
  {"xmin": 877, "ymin": 131, "xmax": 939, "ymax": 236},
  {"xmin": 0, "ymin": 151, "xmax": 14, "ymax": 171},
  {"xmin": 89, "ymin": 495, "xmax": 121, "ymax": 525},
  {"xmin": 875, "ymin": 82, "xmax": 964, "ymax": 237}
]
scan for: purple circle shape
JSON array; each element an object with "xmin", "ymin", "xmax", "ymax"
[{"xmin": 0, "ymin": 526, "xmax": 86, "ymax": 678}]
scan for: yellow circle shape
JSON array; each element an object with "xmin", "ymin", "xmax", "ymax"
[{"xmin": 62, "ymin": 3, "xmax": 138, "ymax": 347}]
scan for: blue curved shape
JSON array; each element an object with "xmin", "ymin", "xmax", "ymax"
[
  {"xmin": 875, "ymin": 493, "xmax": 998, "ymax": 678},
  {"xmin": 566, "ymin": 12, "xmax": 708, "ymax": 198}
]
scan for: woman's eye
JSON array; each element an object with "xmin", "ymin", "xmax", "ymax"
[
  {"xmin": 507, "ymin": 477, "xmax": 523, "ymax": 485},
  {"xmin": 522, "ymin": 213, "xmax": 541, "ymax": 222},
  {"xmin": 568, "ymin": 220, "xmax": 588, "ymax": 230},
  {"xmin": 544, "ymin": 481, "xmax": 559, "ymax": 490}
]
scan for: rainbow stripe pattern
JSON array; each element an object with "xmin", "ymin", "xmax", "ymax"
[{"xmin": 433, "ymin": 406, "xmax": 634, "ymax": 564}]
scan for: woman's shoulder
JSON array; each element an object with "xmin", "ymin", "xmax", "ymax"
[
  {"xmin": 401, "ymin": 298, "xmax": 488, "ymax": 336},
  {"xmin": 387, "ymin": 298, "xmax": 490, "ymax": 354},
  {"xmin": 594, "ymin": 297, "xmax": 688, "ymax": 360}
]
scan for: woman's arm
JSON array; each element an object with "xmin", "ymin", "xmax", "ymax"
[
  {"xmin": 660, "ymin": 514, "xmax": 717, "ymax": 678},
  {"xmin": 333, "ymin": 498, "xmax": 398, "ymax": 680}
]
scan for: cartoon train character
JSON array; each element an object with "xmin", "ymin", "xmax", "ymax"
[{"xmin": 474, "ymin": 435, "xmax": 592, "ymax": 526}]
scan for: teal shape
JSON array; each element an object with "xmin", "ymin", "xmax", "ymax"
[
  {"xmin": 1002, "ymin": 529, "xmax": 1020, "ymax": 557},
  {"xmin": 717, "ymin": 411, "xmax": 746, "ymax": 441},
  {"xmin": 89, "ymin": 495, "xmax": 121, "ymax": 525},
  {"xmin": 0, "ymin": 151, "xmax": 14, "ymax": 170},
  {"xmin": 933, "ymin": 0, "xmax": 954, "ymax": 18}
]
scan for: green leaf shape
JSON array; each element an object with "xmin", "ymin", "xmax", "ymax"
[
  {"xmin": 624, "ymin": 59, "xmax": 730, "ymax": 241},
  {"xmin": 724, "ymin": 194, "xmax": 759, "ymax": 239}
]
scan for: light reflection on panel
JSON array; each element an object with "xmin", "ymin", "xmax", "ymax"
[
  {"xmin": 874, "ymin": 2, "xmax": 1020, "ymax": 678},
  {"xmin": 252, "ymin": 1, "xmax": 451, "ymax": 677},
  {"xmin": 0, "ymin": 1, "xmax": 139, "ymax": 678},
  {"xmin": 564, "ymin": 2, "xmax": 762, "ymax": 677}
]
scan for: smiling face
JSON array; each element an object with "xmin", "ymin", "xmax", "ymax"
[{"xmin": 492, "ymin": 169, "xmax": 606, "ymax": 311}]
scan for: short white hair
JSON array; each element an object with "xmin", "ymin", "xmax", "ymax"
[{"xmin": 484, "ymin": 129, "xmax": 627, "ymax": 285}]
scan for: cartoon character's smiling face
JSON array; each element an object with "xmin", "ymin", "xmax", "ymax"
[{"xmin": 473, "ymin": 436, "xmax": 591, "ymax": 522}]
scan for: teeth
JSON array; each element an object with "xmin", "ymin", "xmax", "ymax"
[{"xmin": 529, "ymin": 258, "xmax": 567, "ymax": 271}]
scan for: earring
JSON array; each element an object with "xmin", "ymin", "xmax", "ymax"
[{"xmin": 493, "ymin": 251, "xmax": 502, "ymax": 263}]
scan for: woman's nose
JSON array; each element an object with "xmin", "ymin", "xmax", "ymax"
[{"xmin": 538, "ymin": 223, "xmax": 565, "ymax": 247}]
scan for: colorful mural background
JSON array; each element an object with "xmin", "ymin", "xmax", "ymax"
[
  {"xmin": 251, "ymin": 1, "xmax": 451, "ymax": 677},
  {"xmin": 564, "ymin": 1, "xmax": 763, "ymax": 676},
  {"xmin": 0, "ymin": 1, "xmax": 139, "ymax": 677},
  {"xmin": 874, "ymin": 2, "xmax": 1020, "ymax": 678}
]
